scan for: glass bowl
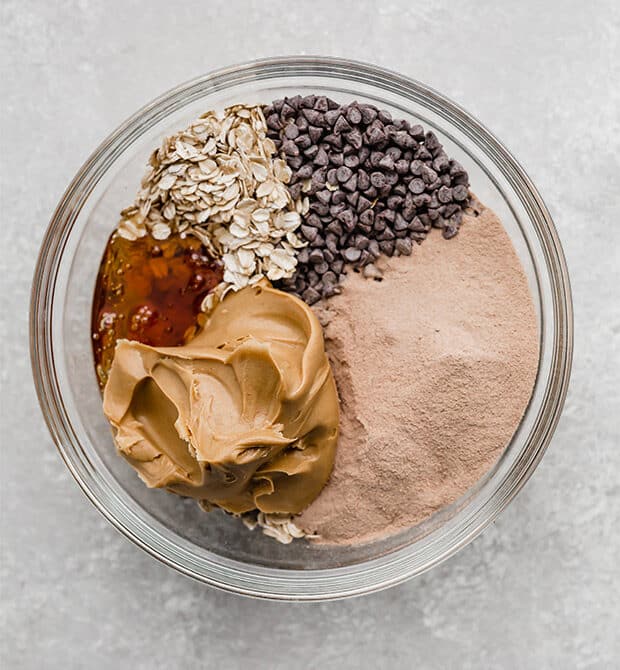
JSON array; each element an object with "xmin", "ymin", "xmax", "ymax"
[{"xmin": 30, "ymin": 57, "xmax": 573, "ymax": 600}]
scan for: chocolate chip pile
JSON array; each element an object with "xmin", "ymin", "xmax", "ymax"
[{"xmin": 263, "ymin": 95, "xmax": 471, "ymax": 304}]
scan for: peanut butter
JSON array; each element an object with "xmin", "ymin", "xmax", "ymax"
[{"xmin": 102, "ymin": 282, "xmax": 339, "ymax": 515}]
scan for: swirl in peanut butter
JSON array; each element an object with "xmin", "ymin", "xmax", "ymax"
[{"xmin": 102, "ymin": 282, "xmax": 339, "ymax": 514}]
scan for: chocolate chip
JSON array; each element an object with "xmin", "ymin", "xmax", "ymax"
[
  {"xmin": 327, "ymin": 220, "xmax": 343, "ymax": 236},
  {"xmin": 378, "ymin": 227, "xmax": 395, "ymax": 241},
  {"xmin": 410, "ymin": 159, "xmax": 424, "ymax": 176},
  {"xmin": 288, "ymin": 183, "xmax": 302, "ymax": 200},
  {"xmin": 331, "ymin": 190, "xmax": 347, "ymax": 205},
  {"xmin": 443, "ymin": 225, "xmax": 458, "ymax": 239},
  {"xmin": 408, "ymin": 216, "xmax": 426, "ymax": 232},
  {"xmin": 297, "ymin": 163, "xmax": 313, "ymax": 179},
  {"xmin": 412, "ymin": 193, "xmax": 431, "ymax": 208},
  {"xmin": 425, "ymin": 131, "xmax": 441, "ymax": 152},
  {"xmin": 420, "ymin": 164, "xmax": 438, "ymax": 184},
  {"xmin": 370, "ymin": 172, "xmax": 386, "ymax": 188},
  {"xmin": 326, "ymin": 259, "xmax": 341, "ymax": 275},
  {"xmin": 267, "ymin": 114, "xmax": 282, "ymax": 130},
  {"xmin": 344, "ymin": 106, "xmax": 360, "ymax": 125},
  {"xmin": 310, "ymin": 202, "xmax": 329, "ymax": 216},
  {"xmin": 284, "ymin": 123, "xmax": 300, "ymax": 140},
  {"xmin": 453, "ymin": 185, "xmax": 469, "ymax": 202},
  {"xmin": 314, "ymin": 96, "xmax": 329, "ymax": 112},
  {"xmin": 338, "ymin": 209, "xmax": 357, "ymax": 232},
  {"xmin": 346, "ymin": 129, "xmax": 363, "ymax": 149},
  {"xmin": 302, "ymin": 108, "xmax": 322, "ymax": 125},
  {"xmin": 379, "ymin": 240, "xmax": 395, "ymax": 255},
  {"xmin": 359, "ymin": 209, "xmax": 375, "ymax": 227},
  {"xmin": 300, "ymin": 95, "xmax": 316, "ymax": 109},
  {"xmin": 415, "ymin": 146, "xmax": 432, "ymax": 161},
  {"xmin": 302, "ymin": 287, "xmax": 321, "ymax": 305},
  {"xmin": 308, "ymin": 126, "xmax": 323, "ymax": 143},
  {"xmin": 437, "ymin": 186, "xmax": 453, "ymax": 203},
  {"xmin": 408, "ymin": 178, "xmax": 425, "ymax": 194},
  {"xmin": 338, "ymin": 175, "xmax": 354, "ymax": 193},
  {"xmin": 326, "ymin": 168, "xmax": 338, "ymax": 186},
  {"xmin": 336, "ymin": 166, "xmax": 353, "ymax": 183},
  {"xmin": 387, "ymin": 195, "xmax": 403, "ymax": 210},
  {"xmin": 327, "ymin": 97, "xmax": 340, "ymax": 110},
  {"xmin": 352, "ymin": 197, "xmax": 369, "ymax": 215},
  {"xmin": 366, "ymin": 126, "xmax": 386, "ymax": 145},
  {"xmin": 384, "ymin": 171, "xmax": 399, "ymax": 186},
  {"xmin": 433, "ymin": 153, "xmax": 450, "ymax": 173},
  {"xmin": 344, "ymin": 154, "xmax": 360, "ymax": 169},
  {"xmin": 301, "ymin": 224, "xmax": 318, "ymax": 242},
  {"xmin": 324, "ymin": 109, "xmax": 341, "ymax": 126},
  {"xmin": 357, "ymin": 169, "xmax": 370, "ymax": 191},
  {"xmin": 381, "ymin": 209, "xmax": 395, "ymax": 224},
  {"xmin": 295, "ymin": 134, "xmax": 312, "ymax": 150},
  {"xmin": 334, "ymin": 115, "xmax": 352, "ymax": 134},
  {"xmin": 392, "ymin": 183, "xmax": 407, "ymax": 196},
  {"xmin": 344, "ymin": 195, "xmax": 358, "ymax": 214},
  {"xmin": 343, "ymin": 247, "xmax": 362, "ymax": 263},
  {"xmin": 392, "ymin": 130, "xmax": 414, "ymax": 148},
  {"xmin": 395, "ymin": 238, "xmax": 413, "ymax": 255},
  {"xmin": 282, "ymin": 140, "xmax": 299, "ymax": 157},
  {"xmin": 378, "ymin": 154, "xmax": 395, "ymax": 171},
  {"xmin": 305, "ymin": 213, "xmax": 321, "ymax": 228},
  {"xmin": 373, "ymin": 217, "xmax": 386, "ymax": 233},
  {"xmin": 360, "ymin": 105, "xmax": 378, "ymax": 124},
  {"xmin": 354, "ymin": 235, "xmax": 369, "ymax": 250},
  {"xmin": 309, "ymin": 249, "xmax": 324, "ymax": 264},
  {"xmin": 323, "ymin": 133, "xmax": 342, "ymax": 148},
  {"xmin": 394, "ymin": 213, "xmax": 408, "ymax": 231},
  {"xmin": 394, "ymin": 159, "xmax": 410, "ymax": 175},
  {"xmin": 282, "ymin": 102, "xmax": 296, "ymax": 118},
  {"xmin": 316, "ymin": 189, "xmax": 332, "ymax": 205}
]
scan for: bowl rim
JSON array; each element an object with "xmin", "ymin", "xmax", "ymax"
[{"xmin": 30, "ymin": 55, "xmax": 573, "ymax": 600}]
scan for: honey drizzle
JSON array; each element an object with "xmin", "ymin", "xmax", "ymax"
[{"xmin": 91, "ymin": 232, "xmax": 223, "ymax": 388}]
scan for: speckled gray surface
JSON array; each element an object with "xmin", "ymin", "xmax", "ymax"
[{"xmin": 1, "ymin": 1, "xmax": 619, "ymax": 668}]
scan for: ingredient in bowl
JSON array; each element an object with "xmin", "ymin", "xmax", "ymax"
[
  {"xmin": 117, "ymin": 104, "xmax": 308, "ymax": 296},
  {"xmin": 298, "ymin": 205, "xmax": 539, "ymax": 544},
  {"xmin": 92, "ymin": 93, "xmax": 538, "ymax": 547},
  {"xmin": 102, "ymin": 282, "xmax": 339, "ymax": 514},
  {"xmin": 92, "ymin": 232, "xmax": 222, "ymax": 387},
  {"xmin": 263, "ymin": 96, "xmax": 471, "ymax": 303}
]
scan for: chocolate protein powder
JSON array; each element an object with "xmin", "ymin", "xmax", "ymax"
[{"xmin": 297, "ymin": 204, "xmax": 539, "ymax": 544}]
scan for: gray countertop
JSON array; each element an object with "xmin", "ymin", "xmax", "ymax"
[{"xmin": 2, "ymin": 1, "xmax": 619, "ymax": 668}]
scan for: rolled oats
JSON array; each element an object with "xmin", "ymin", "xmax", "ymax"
[
  {"xmin": 240, "ymin": 511, "xmax": 314, "ymax": 544},
  {"xmin": 118, "ymin": 104, "xmax": 305, "ymax": 299}
]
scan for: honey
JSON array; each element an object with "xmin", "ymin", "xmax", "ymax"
[{"xmin": 91, "ymin": 232, "xmax": 222, "ymax": 387}]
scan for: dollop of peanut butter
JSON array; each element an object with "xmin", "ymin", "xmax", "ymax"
[{"xmin": 102, "ymin": 282, "xmax": 339, "ymax": 514}]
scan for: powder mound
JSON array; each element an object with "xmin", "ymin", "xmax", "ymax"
[{"xmin": 297, "ymin": 205, "xmax": 539, "ymax": 544}]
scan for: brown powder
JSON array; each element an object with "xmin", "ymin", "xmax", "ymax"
[{"xmin": 297, "ymin": 205, "xmax": 539, "ymax": 545}]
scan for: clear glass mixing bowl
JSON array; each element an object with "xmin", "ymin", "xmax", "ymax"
[{"xmin": 30, "ymin": 57, "xmax": 573, "ymax": 600}]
